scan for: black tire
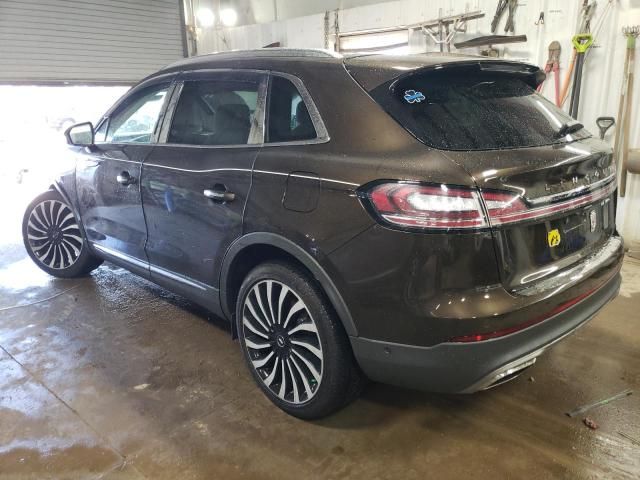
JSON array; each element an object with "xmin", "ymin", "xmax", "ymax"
[
  {"xmin": 236, "ymin": 260, "xmax": 365, "ymax": 419},
  {"xmin": 22, "ymin": 189, "xmax": 102, "ymax": 278}
]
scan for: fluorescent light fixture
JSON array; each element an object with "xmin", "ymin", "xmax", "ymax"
[
  {"xmin": 196, "ymin": 8, "xmax": 215, "ymax": 28},
  {"xmin": 220, "ymin": 8, "xmax": 238, "ymax": 26}
]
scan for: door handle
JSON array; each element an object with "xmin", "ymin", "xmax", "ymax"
[
  {"xmin": 116, "ymin": 171, "xmax": 135, "ymax": 186},
  {"xmin": 204, "ymin": 185, "xmax": 235, "ymax": 203}
]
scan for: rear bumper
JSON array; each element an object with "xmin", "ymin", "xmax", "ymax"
[{"xmin": 350, "ymin": 270, "xmax": 621, "ymax": 393}]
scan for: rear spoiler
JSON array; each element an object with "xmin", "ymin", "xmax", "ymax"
[{"xmin": 387, "ymin": 60, "xmax": 545, "ymax": 92}]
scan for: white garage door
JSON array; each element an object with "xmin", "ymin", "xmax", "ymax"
[{"xmin": 0, "ymin": 0, "xmax": 186, "ymax": 84}]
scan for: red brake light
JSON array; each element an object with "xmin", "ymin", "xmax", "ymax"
[
  {"xmin": 483, "ymin": 180, "xmax": 617, "ymax": 226},
  {"xmin": 364, "ymin": 179, "xmax": 616, "ymax": 230},
  {"xmin": 366, "ymin": 183, "xmax": 487, "ymax": 230},
  {"xmin": 481, "ymin": 190, "xmax": 527, "ymax": 223}
]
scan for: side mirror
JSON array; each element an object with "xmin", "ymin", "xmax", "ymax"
[{"xmin": 65, "ymin": 122, "xmax": 94, "ymax": 146}]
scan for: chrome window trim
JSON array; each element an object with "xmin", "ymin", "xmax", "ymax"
[
  {"xmin": 94, "ymin": 68, "xmax": 330, "ymax": 150},
  {"xmin": 261, "ymin": 137, "xmax": 330, "ymax": 147},
  {"xmin": 152, "ymin": 143, "xmax": 263, "ymax": 150},
  {"xmin": 156, "ymin": 69, "xmax": 329, "ymax": 149}
]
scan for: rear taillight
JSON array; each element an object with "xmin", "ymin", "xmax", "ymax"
[
  {"xmin": 362, "ymin": 179, "xmax": 616, "ymax": 230},
  {"xmin": 485, "ymin": 179, "xmax": 617, "ymax": 225},
  {"xmin": 480, "ymin": 190, "xmax": 527, "ymax": 224},
  {"xmin": 365, "ymin": 183, "xmax": 487, "ymax": 230}
]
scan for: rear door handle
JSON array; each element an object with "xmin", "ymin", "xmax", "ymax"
[
  {"xmin": 204, "ymin": 185, "xmax": 235, "ymax": 203},
  {"xmin": 116, "ymin": 171, "xmax": 135, "ymax": 186}
]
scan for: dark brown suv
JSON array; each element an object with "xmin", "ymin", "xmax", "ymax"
[{"xmin": 22, "ymin": 49, "xmax": 623, "ymax": 418}]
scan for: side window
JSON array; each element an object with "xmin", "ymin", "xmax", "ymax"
[
  {"xmin": 267, "ymin": 76, "xmax": 317, "ymax": 143},
  {"xmin": 105, "ymin": 84, "xmax": 169, "ymax": 144},
  {"xmin": 168, "ymin": 80, "xmax": 259, "ymax": 146}
]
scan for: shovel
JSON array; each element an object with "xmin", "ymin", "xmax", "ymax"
[{"xmin": 596, "ymin": 117, "xmax": 615, "ymax": 140}]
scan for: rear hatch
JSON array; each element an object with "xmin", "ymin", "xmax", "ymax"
[
  {"xmin": 349, "ymin": 58, "xmax": 618, "ymax": 293},
  {"xmin": 444, "ymin": 142, "xmax": 616, "ymax": 292}
]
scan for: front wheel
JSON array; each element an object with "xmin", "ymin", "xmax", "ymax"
[
  {"xmin": 236, "ymin": 261, "xmax": 364, "ymax": 419},
  {"xmin": 22, "ymin": 189, "xmax": 102, "ymax": 278}
]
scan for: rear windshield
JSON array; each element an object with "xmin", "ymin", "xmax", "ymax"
[{"xmin": 369, "ymin": 69, "xmax": 591, "ymax": 151}]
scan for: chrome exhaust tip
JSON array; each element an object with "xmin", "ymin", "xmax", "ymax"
[{"xmin": 483, "ymin": 357, "xmax": 537, "ymax": 390}]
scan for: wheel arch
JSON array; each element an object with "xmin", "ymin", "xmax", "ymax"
[
  {"xmin": 49, "ymin": 181, "xmax": 77, "ymax": 216},
  {"xmin": 49, "ymin": 180, "xmax": 94, "ymax": 249},
  {"xmin": 220, "ymin": 232, "xmax": 358, "ymax": 337}
]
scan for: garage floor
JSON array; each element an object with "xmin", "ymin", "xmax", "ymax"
[{"xmin": 1, "ymin": 186, "xmax": 639, "ymax": 480}]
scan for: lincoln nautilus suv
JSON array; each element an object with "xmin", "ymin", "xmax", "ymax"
[{"xmin": 22, "ymin": 49, "xmax": 623, "ymax": 419}]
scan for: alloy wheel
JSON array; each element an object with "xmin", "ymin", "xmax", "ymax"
[
  {"xmin": 242, "ymin": 280, "xmax": 323, "ymax": 405},
  {"xmin": 26, "ymin": 199, "xmax": 83, "ymax": 270}
]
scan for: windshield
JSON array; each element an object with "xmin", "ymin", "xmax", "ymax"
[{"xmin": 369, "ymin": 69, "xmax": 591, "ymax": 151}]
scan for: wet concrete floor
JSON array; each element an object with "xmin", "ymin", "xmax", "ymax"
[{"xmin": 0, "ymin": 186, "xmax": 639, "ymax": 479}]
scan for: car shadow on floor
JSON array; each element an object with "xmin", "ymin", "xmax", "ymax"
[
  {"xmin": 97, "ymin": 263, "xmax": 232, "ymax": 335},
  {"xmin": 139, "ymin": 281, "xmax": 232, "ymax": 334}
]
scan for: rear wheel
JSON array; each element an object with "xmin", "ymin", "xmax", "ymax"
[
  {"xmin": 22, "ymin": 190, "xmax": 102, "ymax": 278},
  {"xmin": 236, "ymin": 261, "xmax": 364, "ymax": 419}
]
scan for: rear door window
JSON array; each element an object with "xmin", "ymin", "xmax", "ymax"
[
  {"xmin": 369, "ymin": 69, "xmax": 591, "ymax": 151},
  {"xmin": 267, "ymin": 76, "xmax": 317, "ymax": 143},
  {"xmin": 168, "ymin": 79, "xmax": 260, "ymax": 146}
]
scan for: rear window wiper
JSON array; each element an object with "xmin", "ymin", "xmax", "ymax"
[{"xmin": 554, "ymin": 121, "xmax": 584, "ymax": 138}]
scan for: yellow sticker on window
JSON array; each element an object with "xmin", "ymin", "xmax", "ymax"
[{"xmin": 547, "ymin": 229, "xmax": 561, "ymax": 247}]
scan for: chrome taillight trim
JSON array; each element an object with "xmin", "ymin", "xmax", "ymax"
[
  {"xmin": 485, "ymin": 179, "xmax": 617, "ymax": 226},
  {"xmin": 381, "ymin": 213, "xmax": 487, "ymax": 229},
  {"xmin": 527, "ymin": 172, "xmax": 616, "ymax": 206}
]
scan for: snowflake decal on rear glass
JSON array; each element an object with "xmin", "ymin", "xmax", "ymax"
[{"xmin": 403, "ymin": 90, "xmax": 426, "ymax": 104}]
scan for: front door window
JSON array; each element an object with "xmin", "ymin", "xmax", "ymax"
[{"xmin": 105, "ymin": 85, "xmax": 169, "ymax": 144}]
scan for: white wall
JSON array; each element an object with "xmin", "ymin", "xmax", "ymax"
[
  {"xmin": 200, "ymin": 0, "xmax": 640, "ymax": 247},
  {"xmin": 249, "ymin": 0, "xmax": 391, "ymax": 23}
]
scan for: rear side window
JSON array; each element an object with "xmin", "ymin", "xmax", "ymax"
[
  {"xmin": 168, "ymin": 80, "xmax": 259, "ymax": 146},
  {"xmin": 370, "ymin": 69, "xmax": 591, "ymax": 151},
  {"xmin": 267, "ymin": 76, "xmax": 317, "ymax": 143}
]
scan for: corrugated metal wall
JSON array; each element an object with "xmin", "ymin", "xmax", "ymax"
[{"xmin": 0, "ymin": 0, "xmax": 186, "ymax": 84}]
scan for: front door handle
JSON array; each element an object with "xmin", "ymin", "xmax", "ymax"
[
  {"xmin": 116, "ymin": 171, "xmax": 135, "ymax": 186},
  {"xmin": 204, "ymin": 185, "xmax": 235, "ymax": 203}
]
